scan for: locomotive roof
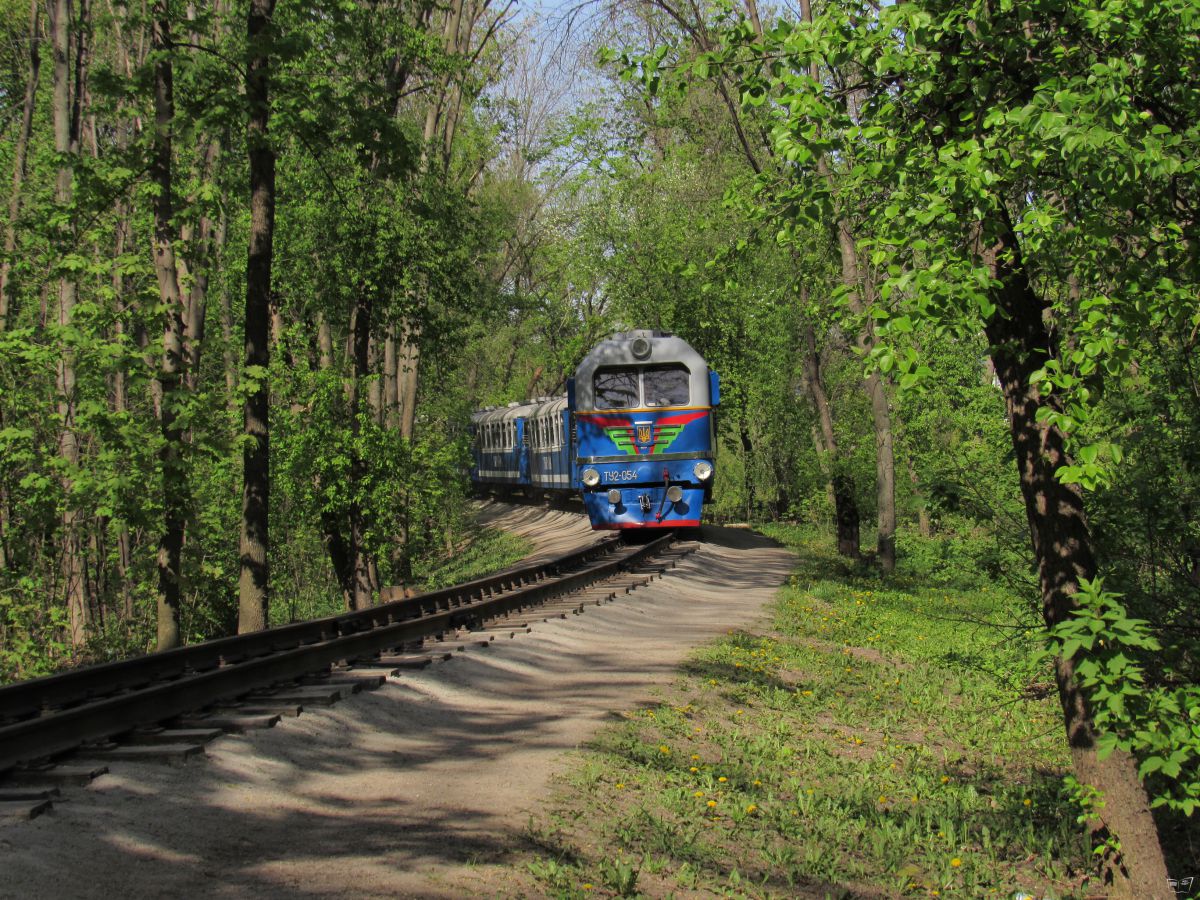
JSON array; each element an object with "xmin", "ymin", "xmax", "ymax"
[
  {"xmin": 470, "ymin": 395, "xmax": 567, "ymax": 424},
  {"xmin": 574, "ymin": 330, "xmax": 710, "ymax": 412}
]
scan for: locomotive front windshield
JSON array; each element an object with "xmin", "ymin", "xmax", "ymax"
[{"xmin": 594, "ymin": 363, "xmax": 690, "ymax": 409}]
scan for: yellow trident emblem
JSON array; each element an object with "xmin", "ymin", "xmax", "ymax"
[{"xmin": 636, "ymin": 422, "xmax": 653, "ymax": 444}]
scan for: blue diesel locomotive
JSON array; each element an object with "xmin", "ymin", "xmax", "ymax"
[{"xmin": 470, "ymin": 331, "xmax": 719, "ymax": 530}]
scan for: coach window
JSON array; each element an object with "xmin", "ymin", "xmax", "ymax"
[
  {"xmin": 643, "ymin": 364, "xmax": 690, "ymax": 407},
  {"xmin": 595, "ymin": 367, "xmax": 640, "ymax": 409}
]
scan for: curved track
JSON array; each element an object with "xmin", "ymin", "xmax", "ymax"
[{"xmin": 0, "ymin": 529, "xmax": 680, "ymax": 778}]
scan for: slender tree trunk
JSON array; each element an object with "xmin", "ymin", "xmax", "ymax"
[
  {"xmin": 0, "ymin": 0, "xmax": 40, "ymax": 572},
  {"xmin": 237, "ymin": 0, "xmax": 276, "ymax": 634},
  {"xmin": 151, "ymin": 0, "xmax": 185, "ymax": 651},
  {"xmin": 983, "ymin": 208, "xmax": 1169, "ymax": 898},
  {"xmin": 182, "ymin": 137, "xmax": 222, "ymax": 392},
  {"xmin": 0, "ymin": 0, "xmax": 40, "ymax": 332},
  {"xmin": 111, "ymin": 201, "xmax": 135, "ymax": 618},
  {"xmin": 802, "ymin": 320, "xmax": 860, "ymax": 557},
  {"xmin": 906, "ymin": 452, "xmax": 932, "ymax": 537},
  {"xmin": 50, "ymin": 0, "xmax": 89, "ymax": 650},
  {"xmin": 793, "ymin": 0, "xmax": 895, "ymax": 570},
  {"xmin": 383, "ymin": 328, "xmax": 397, "ymax": 428},
  {"xmin": 396, "ymin": 319, "xmax": 420, "ymax": 440},
  {"xmin": 367, "ymin": 332, "xmax": 382, "ymax": 422},
  {"xmin": 831, "ymin": 219, "xmax": 896, "ymax": 571},
  {"xmin": 347, "ymin": 290, "xmax": 374, "ymax": 610},
  {"xmin": 217, "ymin": 209, "xmax": 237, "ymax": 399}
]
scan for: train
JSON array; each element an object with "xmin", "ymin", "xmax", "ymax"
[{"xmin": 469, "ymin": 330, "xmax": 719, "ymax": 530}]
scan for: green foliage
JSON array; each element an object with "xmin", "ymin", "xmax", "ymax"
[{"xmin": 1048, "ymin": 580, "xmax": 1200, "ymax": 815}]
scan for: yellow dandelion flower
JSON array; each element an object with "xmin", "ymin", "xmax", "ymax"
[
  {"xmin": 615, "ymin": 783, "xmax": 625, "ymax": 789},
  {"xmin": 878, "ymin": 795, "xmax": 887, "ymax": 803},
  {"xmin": 1023, "ymin": 798, "xmax": 1032, "ymax": 806},
  {"xmin": 707, "ymin": 800, "xmax": 717, "ymax": 808},
  {"xmin": 691, "ymin": 754, "xmax": 700, "ymax": 760},
  {"xmin": 718, "ymin": 776, "xmax": 727, "ymax": 783},
  {"xmin": 753, "ymin": 779, "xmax": 762, "ymax": 787},
  {"xmin": 659, "ymin": 745, "xmax": 670, "ymax": 754},
  {"xmin": 745, "ymin": 804, "xmax": 757, "ymax": 813},
  {"xmin": 694, "ymin": 791, "xmax": 705, "ymax": 798},
  {"xmin": 940, "ymin": 776, "xmax": 950, "ymax": 784},
  {"xmin": 582, "ymin": 885, "xmax": 593, "ymax": 891},
  {"xmin": 690, "ymin": 766, "xmax": 699, "ymax": 773},
  {"xmin": 735, "ymin": 709, "xmax": 744, "ymax": 716},
  {"xmin": 950, "ymin": 857, "xmax": 962, "ymax": 868}
]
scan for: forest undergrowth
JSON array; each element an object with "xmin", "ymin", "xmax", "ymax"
[{"xmin": 513, "ymin": 526, "xmax": 1193, "ymax": 899}]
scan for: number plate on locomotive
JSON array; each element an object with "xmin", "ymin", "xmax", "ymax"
[{"xmin": 602, "ymin": 469, "xmax": 639, "ymax": 483}]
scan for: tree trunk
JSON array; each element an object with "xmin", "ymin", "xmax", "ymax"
[
  {"xmin": 832, "ymin": 219, "xmax": 896, "ymax": 571},
  {"xmin": 50, "ymin": 0, "xmax": 88, "ymax": 650},
  {"xmin": 217, "ymin": 210, "xmax": 237, "ymax": 399},
  {"xmin": 802, "ymin": 320, "xmax": 860, "ymax": 557},
  {"xmin": 151, "ymin": 0, "xmax": 185, "ymax": 652},
  {"xmin": 0, "ymin": 0, "xmax": 40, "ymax": 332},
  {"xmin": 983, "ymin": 208, "xmax": 1169, "ymax": 898},
  {"xmin": 347, "ymin": 290, "xmax": 374, "ymax": 611},
  {"xmin": 396, "ymin": 319, "xmax": 420, "ymax": 440},
  {"xmin": 182, "ymin": 137, "xmax": 222, "ymax": 393},
  {"xmin": 383, "ymin": 328, "xmax": 397, "ymax": 428},
  {"xmin": 0, "ymin": 0, "xmax": 40, "ymax": 572},
  {"xmin": 367, "ymin": 332, "xmax": 382, "ymax": 422},
  {"xmin": 906, "ymin": 452, "xmax": 932, "ymax": 537},
  {"xmin": 237, "ymin": 0, "xmax": 276, "ymax": 634}
]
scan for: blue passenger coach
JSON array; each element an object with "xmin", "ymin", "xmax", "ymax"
[{"xmin": 469, "ymin": 331, "xmax": 718, "ymax": 530}]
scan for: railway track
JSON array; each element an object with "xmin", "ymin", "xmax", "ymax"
[{"xmin": 0, "ymin": 530, "xmax": 694, "ymax": 819}]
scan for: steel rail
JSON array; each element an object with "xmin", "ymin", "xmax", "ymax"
[
  {"xmin": 0, "ymin": 533, "xmax": 673, "ymax": 773},
  {"xmin": 0, "ymin": 536, "xmax": 621, "ymax": 724}
]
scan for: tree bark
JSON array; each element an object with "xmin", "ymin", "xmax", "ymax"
[
  {"xmin": 0, "ymin": 0, "xmax": 40, "ymax": 333},
  {"xmin": 796, "ymin": 0, "xmax": 895, "ymax": 570},
  {"xmin": 181, "ymin": 137, "xmax": 222, "ymax": 393},
  {"xmin": 396, "ymin": 319, "xmax": 420, "ymax": 440},
  {"xmin": 983, "ymin": 208, "xmax": 1169, "ymax": 898},
  {"xmin": 383, "ymin": 328, "xmax": 397, "ymax": 428},
  {"xmin": 802, "ymin": 320, "xmax": 861, "ymax": 557},
  {"xmin": 832, "ymin": 218, "xmax": 896, "ymax": 572},
  {"xmin": 50, "ymin": 0, "xmax": 88, "ymax": 650},
  {"xmin": 151, "ymin": 0, "xmax": 185, "ymax": 652},
  {"xmin": 0, "ymin": 0, "xmax": 41, "ymax": 572},
  {"xmin": 906, "ymin": 451, "xmax": 932, "ymax": 537},
  {"xmin": 237, "ymin": 0, "xmax": 276, "ymax": 634},
  {"xmin": 347, "ymin": 290, "xmax": 374, "ymax": 610}
]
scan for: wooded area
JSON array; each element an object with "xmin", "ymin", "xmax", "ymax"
[{"xmin": 0, "ymin": 0, "xmax": 1195, "ymax": 891}]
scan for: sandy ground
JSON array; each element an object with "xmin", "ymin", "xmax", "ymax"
[{"xmin": 0, "ymin": 506, "xmax": 793, "ymax": 899}]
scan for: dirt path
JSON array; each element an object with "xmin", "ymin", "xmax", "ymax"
[{"xmin": 0, "ymin": 510, "xmax": 793, "ymax": 899}]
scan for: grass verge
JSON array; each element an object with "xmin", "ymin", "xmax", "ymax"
[{"xmin": 514, "ymin": 525, "xmax": 1095, "ymax": 899}]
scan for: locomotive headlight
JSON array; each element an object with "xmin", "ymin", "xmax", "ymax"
[
  {"xmin": 607, "ymin": 489, "xmax": 621, "ymax": 504},
  {"xmin": 666, "ymin": 485, "xmax": 683, "ymax": 502},
  {"xmin": 693, "ymin": 460, "xmax": 713, "ymax": 481},
  {"xmin": 582, "ymin": 467, "xmax": 601, "ymax": 487}
]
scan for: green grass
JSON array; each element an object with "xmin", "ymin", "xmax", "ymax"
[
  {"xmin": 413, "ymin": 526, "xmax": 533, "ymax": 590},
  {"xmin": 514, "ymin": 526, "xmax": 1094, "ymax": 899}
]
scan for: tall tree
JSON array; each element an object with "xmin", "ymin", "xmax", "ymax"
[
  {"xmin": 49, "ymin": 0, "xmax": 88, "ymax": 649},
  {"xmin": 150, "ymin": 0, "xmax": 185, "ymax": 650},
  {"xmin": 237, "ymin": 0, "xmax": 276, "ymax": 633}
]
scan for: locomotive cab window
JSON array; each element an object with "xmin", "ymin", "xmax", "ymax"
[
  {"xmin": 643, "ymin": 364, "xmax": 690, "ymax": 407},
  {"xmin": 594, "ymin": 368, "xmax": 640, "ymax": 409},
  {"xmin": 595, "ymin": 364, "xmax": 691, "ymax": 409}
]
